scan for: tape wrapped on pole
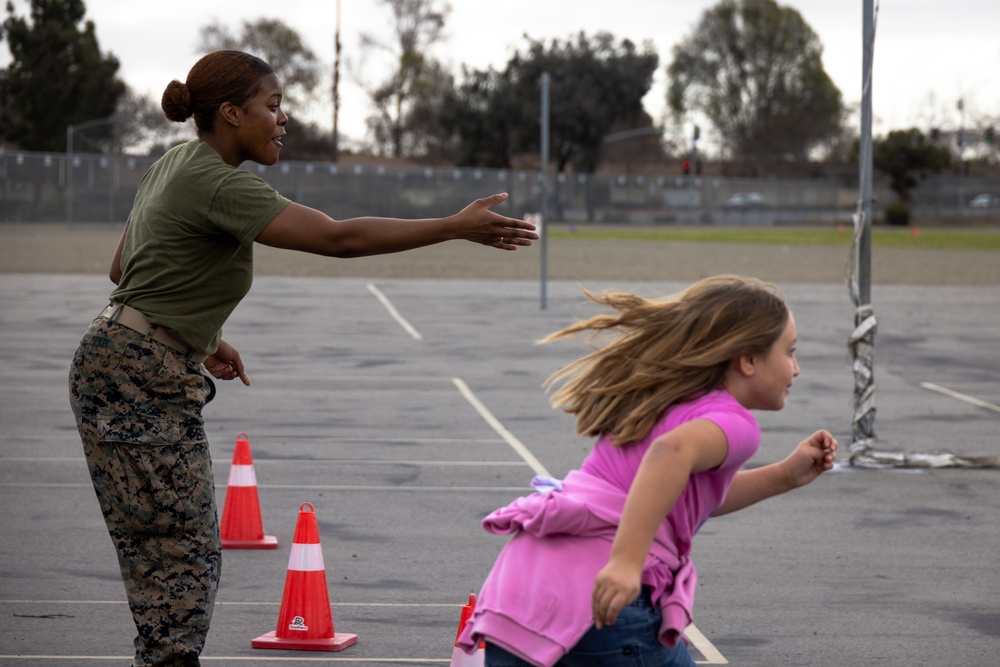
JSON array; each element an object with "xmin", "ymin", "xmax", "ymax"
[
  {"xmin": 844, "ymin": 1, "xmax": 998, "ymax": 470},
  {"xmin": 847, "ymin": 193, "xmax": 996, "ymax": 468}
]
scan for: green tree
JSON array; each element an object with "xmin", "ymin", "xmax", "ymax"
[
  {"xmin": 367, "ymin": 55, "xmax": 455, "ymax": 160},
  {"xmin": 106, "ymin": 88, "xmax": 194, "ymax": 155},
  {"xmin": 446, "ymin": 32, "xmax": 659, "ymax": 172},
  {"xmin": 441, "ymin": 66, "xmax": 520, "ymax": 168},
  {"xmin": 0, "ymin": 0, "xmax": 125, "ymax": 151},
  {"xmin": 872, "ymin": 128, "xmax": 951, "ymax": 207},
  {"xmin": 515, "ymin": 32, "xmax": 659, "ymax": 173},
  {"xmin": 667, "ymin": 0, "xmax": 842, "ymax": 167},
  {"xmin": 199, "ymin": 18, "xmax": 322, "ymax": 115},
  {"xmin": 355, "ymin": 0, "xmax": 454, "ymax": 159}
]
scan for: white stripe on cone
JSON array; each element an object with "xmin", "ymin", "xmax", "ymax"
[
  {"xmin": 287, "ymin": 543, "xmax": 325, "ymax": 571},
  {"xmin": 227, "ymin": 464, "xmax": 257, "ymax": 487}
]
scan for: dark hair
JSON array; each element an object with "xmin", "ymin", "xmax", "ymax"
[{"xmin": 161, "ymin": 50, "xmax": 274, "ymax": 134}]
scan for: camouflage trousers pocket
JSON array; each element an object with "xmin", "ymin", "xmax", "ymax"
[
  {"xmin": 69, "ymin": 319, "xmax": 212, "ymax": 423},
  {"xmin": 93, "ymin": 415, "xmax": 216, "ymax": 538}
]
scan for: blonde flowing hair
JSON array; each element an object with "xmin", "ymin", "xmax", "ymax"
[{"xmin": 542, "ymin": 275, "xmax": 789, "ymax": 446}]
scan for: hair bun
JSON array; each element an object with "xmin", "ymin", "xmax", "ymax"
[{"xmin": 161, "ymin": 80, "xmax": 194, "ymax": 122}]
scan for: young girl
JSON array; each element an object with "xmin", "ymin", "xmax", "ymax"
[
  {"xmin": 69, "ymin": 50, "xmax": 535, "ymax": 666},
  {"xmin": 457, "ymin": 275, "xmax": 837, "ymax": 667}
]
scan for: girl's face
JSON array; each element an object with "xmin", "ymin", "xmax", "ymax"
[
  {"xmin": 238, "ymin": 73, "xmax": 287, "ymax": 166},
  {"xmin": 744, "ymin": 314, "xmax": 800, "ymax": 410}
]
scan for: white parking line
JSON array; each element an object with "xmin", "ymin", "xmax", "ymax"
[
  {"xmin": 452, "ymin": 377, "xmax": 549, "ymax": 476},
  {"xmin": 920, "ymin": 382, "xmax": 1000, "ymax": 413},
  {"xmin": 0, "ymin": 459, "xmax": 526, "ymax": 465},
  {"xmin": 0, "ymin": 483, "xmax": 533, "ymax": 491},
  {"xmin": 684, "ymin": 623, "xmax": 730, "ymax": 664},
  {"xmin": 3, "ymin": 598, "xmax": 727, "ymax": 664},
  {"xmin": 3, "ymin": 599, "xmax": 461, "ymax": 607},
  {"xmin": 0, "ymin": 658, "xmax": 451, "ymax": 664},
  {"xmin": 368, "ymin": 282, "xmax": 422, "ymax": 340},
  {"xmin": 0, "ymin": 655, "xmax": 723, "ymax": 665}
]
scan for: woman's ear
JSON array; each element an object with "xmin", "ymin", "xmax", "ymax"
[{"xmin": 219, "ymin": 102, "xmax": 241, "ymax": 128}]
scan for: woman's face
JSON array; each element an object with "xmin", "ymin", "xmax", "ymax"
[{"xmin": 238, "ymin": 73, "xmax": 287, "ymax": 166}]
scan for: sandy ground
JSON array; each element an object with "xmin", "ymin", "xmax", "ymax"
[{"xmin": 1, "ymin": 221, "xmax": 998, "ymax": 285}]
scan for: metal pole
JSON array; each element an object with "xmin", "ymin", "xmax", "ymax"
[
  {"xmin": 957, "ymin": 98, "xmax": 964, "ymax": 216},
  {"xmin": 859, "ymin": 0, "xmax": 873, "ymax": 306},
  {"xmin": 67, "ymin": 125, "xmax": 74, "ymax": 224},
  {"xmin": 848, "ymin": 0, "xmax": 878, "ymax": 463},
  {"xmin": 540, "ymin": 72, "xmax": 550, "ymax": 311},
  {"xmin": 64, "ymin": 116, "xmax": 125, "ymax": 224},
  {"xmin": 332, "ymin": 0, "xmax": 342, "ymax": 162}
]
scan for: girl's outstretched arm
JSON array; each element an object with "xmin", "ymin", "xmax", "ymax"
[
  {"xmin": 591, "ymin": 419, "xmax": 729, "ymax": 628},
  {"xmin": 713, "ymin": 429, "xmax": 837, "ymax": 517}
]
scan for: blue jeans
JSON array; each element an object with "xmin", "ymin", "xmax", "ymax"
[{"xmin": 484, "ymin": 588, "xmax": 697, "ymax": 667}]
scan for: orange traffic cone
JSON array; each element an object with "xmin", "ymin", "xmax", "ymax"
[
  {"xmin": 450, "ymin": 593, "xmax": 485, "ymax": 667},
  {"xmin": 252, "ymin": 502, "xmax": 358, "ymax": 651},
  {"xmin": 221, "ymin": 433, "xmax": 278, "ymax": 549}
]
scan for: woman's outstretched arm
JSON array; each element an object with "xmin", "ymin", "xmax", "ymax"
[{"xmin": 254, "ymin": 193, "xmax": 537, "ymax": 257}]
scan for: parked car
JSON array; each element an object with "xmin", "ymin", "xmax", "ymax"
[
  {"xmin": 969, "ymin": 194, "xmax": 1000, "ymax": 209},
  {"xmin": 723, "ymin": 192, "xmax": 768, "ymax": 209}
]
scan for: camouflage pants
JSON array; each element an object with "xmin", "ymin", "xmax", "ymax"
[{"xmin": 69, "ymin": 317, "xmax": 220, "ymax": 667}]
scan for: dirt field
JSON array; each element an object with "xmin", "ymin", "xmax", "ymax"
[{"xmin": 2, "ymin": 221, "xmax": 998, "ymax": 285}]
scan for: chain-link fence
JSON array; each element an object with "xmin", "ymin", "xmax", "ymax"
[{"xmin": 1, "ymin": 149, "xmax": 997, "ymax": 225}]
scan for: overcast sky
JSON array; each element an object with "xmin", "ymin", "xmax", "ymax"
[{"xmin": 4, "ymin": 0, "xmax": 998, "ymax": 146}]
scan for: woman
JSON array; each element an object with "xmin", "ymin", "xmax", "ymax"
[{"xmin": 69, "ymin": 50, "xmax": 536, "ymax": 666}]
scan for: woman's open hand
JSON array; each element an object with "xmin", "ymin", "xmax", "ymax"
[{"xmin": 454, "ymin": 193, "xmax": 539, "ymax": 250}]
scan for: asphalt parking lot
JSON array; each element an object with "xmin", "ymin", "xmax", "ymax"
[{"xmin": 1, "ymin": 270, "xmax": 998, "ymax": 666}]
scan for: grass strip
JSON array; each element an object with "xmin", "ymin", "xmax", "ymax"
[{"xmin": 547, "ymin": 227, "xmax": 1000, "ymax": 251}]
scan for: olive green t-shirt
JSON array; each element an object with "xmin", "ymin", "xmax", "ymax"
[{"xmin": 110, "ymin": 141, "xmax": 290, "ymax": 354}]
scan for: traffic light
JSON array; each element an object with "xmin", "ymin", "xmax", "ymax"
[
  {"xmin": 693, "ymin": 125, "xmax": 700, "ymax": 142},
  {"xmin": 682, "ymin": 160, "xmax": 691, "ymax": 175}
]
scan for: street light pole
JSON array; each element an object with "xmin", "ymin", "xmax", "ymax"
[
  {"xmin": 539, "ymin": 72, "xmax": 550, "ymax": 311},
  {"xmin": 957, "ymin": 97, "xmax": 965, "ymax": 216},
  {"xmin": 66, "ymin": 124, "xmax": 75, "ymax": 224},
  {"xmin": 65, "ymin": 116, "xmax": 122, "ymax": 224},
  {"xmin": 332, "ymin": 0, "xmax": 342, "ymax": 162}
]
